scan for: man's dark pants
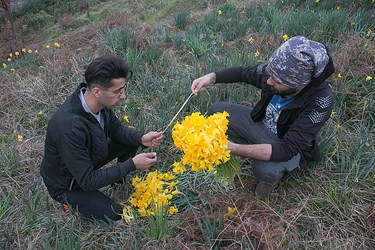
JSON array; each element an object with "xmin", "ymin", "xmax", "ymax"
[
  {"xmin": 209, "ymin": 102, "xmax": 300, "ymax": 181},
  {"xmin": 55, "ymin": 142, "xmax": 138, "ymax": 222}
]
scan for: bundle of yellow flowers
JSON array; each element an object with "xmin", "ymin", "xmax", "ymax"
[
  {"xmin": 129, "ymin": 170, "xmax": 180, "ymax": 217},
  {"xmin": 172, "ymin": 111, "xmax": 231, "ymax": 172}
]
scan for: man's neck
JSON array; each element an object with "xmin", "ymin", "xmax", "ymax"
[{"xmin": 83, "ymin": 89, "xmax": 102, "ymax": 114}]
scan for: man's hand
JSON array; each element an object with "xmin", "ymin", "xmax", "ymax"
[
  {"xmin": 227, "ymin": 140, "xmax": 235, "ymax": 152},
  {"xmin": 141, "ymin": 131, "xmax": 163, "ymax": 147},
  {"xmin": 132, "ymin": 152, "xmax": 158, "ymax": 170},
  {"xmin": 191, "ymin": 72, "xmax": 216, "ymax": 95}
]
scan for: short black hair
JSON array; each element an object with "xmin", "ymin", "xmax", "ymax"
[{"xmin": 84, "ymin": 55, "xmax": 132, "ymax": 89}]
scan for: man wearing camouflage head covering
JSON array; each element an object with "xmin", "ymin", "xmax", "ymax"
[
  {"xmin": 191, "ymin": 36, "xmax": 335, "ymax": 196},
  {"xmin": 267, "ymin": 35, "xmax": 330, "ymax": 89}
]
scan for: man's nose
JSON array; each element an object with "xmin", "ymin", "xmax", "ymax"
[
  {"xmin": 266, "ymin": 77, "xmax": 274, "ymax": 86},
  {"xmin": 119, "ymin": 92, "xmax": 125, "ymax": 100}
]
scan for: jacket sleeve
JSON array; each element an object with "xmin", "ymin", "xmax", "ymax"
[
  {"xmin": 270, "ymin": 89, "xmax": 334, "ymax": 162},
  {"xmin": 56, "ymin": 129, "xmax": 136, "ymax": 191},
  {"xmin": 106, "ymin": 109, "xmax": 144, "ymax": 146},
  {"xmin": 214, "ymin": 63, "xmax": 268, "ymax": 89}
]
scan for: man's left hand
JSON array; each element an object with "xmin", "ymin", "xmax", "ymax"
[{"xmin": 141, "ymin": 131, "xmax": 163, "ymax": 147}]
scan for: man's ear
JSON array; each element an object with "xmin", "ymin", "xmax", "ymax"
[{"xmin": 91, "ymin": 86, "xmax": 101, "ymax": 98}]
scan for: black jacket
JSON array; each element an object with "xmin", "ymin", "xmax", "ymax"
[
  {"xmin": 40, "ymin": 83, "xmax": 144, "ymax": 198},
  {"xmin": 215, "ymin": 56, "xmax": 335, "ymax": 168}
]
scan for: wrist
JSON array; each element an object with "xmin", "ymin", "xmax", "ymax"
[
  {"xmin": 140, "ymin": 134, "xmax": 146, "ymax": 146},
  {"xmin": 232, "ymin": 143, "xmax": 239, "ymax": 154},
  {"xmin": 119, "ymin": 158, "xmax": 136, "ymax": 175},
  {"xmin": 209, "ymin": 72, "xmax": 217, "ymax": 84}
]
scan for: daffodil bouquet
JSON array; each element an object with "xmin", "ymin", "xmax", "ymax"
[
  {"xmin": 172, "ymin": 111, "xmax": 231, "ymax": 172},
  {"xmin": 122, "ymin": 171, "xmax": 180, "ymax": 239},
  {"xmin": 128, "ymin": 170, "xmax": 179, "ymax": 217}
]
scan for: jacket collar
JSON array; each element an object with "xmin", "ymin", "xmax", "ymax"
[{"xmin": 71, "ymin": 82, "xmax": 97, "ymax": 120}]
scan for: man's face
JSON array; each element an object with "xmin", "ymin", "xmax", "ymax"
[
  {"xmin": 266, "ymin": 76, "xmax": 301, "ymax": 97},
  {"xmin": 98, "ymin": 78, "xmax": 126, "ymax": 109}
]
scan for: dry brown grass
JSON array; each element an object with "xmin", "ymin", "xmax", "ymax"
[
  {"xmin": 332, "ymin": 33, "xmax": 375, "ymax": 77},
  {"xmin": 174, "ymin": 188, "xmax": 304, "ymax": 249}
]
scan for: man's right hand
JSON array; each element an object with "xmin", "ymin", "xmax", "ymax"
[
  {"xmin": 132, "ymin": 152, "xmax": 157, "ymax": 170},
  {"xmin": 191, "ymin": 72, "xmax": 216, "ymax": 95}
]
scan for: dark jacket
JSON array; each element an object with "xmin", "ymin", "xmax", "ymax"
[
  {"xmin": 215, "ymin": 56, "xmax": 335, "ymax": 168},
  {"xmin": 40, "ymin": 83, "xmax": 144, "ymax": 198}
]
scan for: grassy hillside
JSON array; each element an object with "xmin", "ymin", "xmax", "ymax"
[{"xmin": 0, "ymin": 0, "xmax": 374, "ymax": 249}]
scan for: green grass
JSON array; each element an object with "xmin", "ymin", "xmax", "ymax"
[
  {"xmin": 0, "ymin": 0, "xmax": 374, "ymax": 249},
  {"xmin": 173, "ymin": 11, "xmax": 190, "ymax": 30}
]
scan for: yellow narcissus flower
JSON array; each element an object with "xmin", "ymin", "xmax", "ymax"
[
  {"xmin": 168, "ymin": 205, "xmax": 178, "ymax": 215},
  {"xmin": 224, "ymin": 206, "xmax": 238, "ymax": 220},
  {"xmin": 172, "ymin": 161, "xmax": 186, "ymax": 174},
  {"xmin": 171, "ymin": 188, "xmax": 180, "ymax": 195},
  {"xmin": 15, "ymin": 51, "xmax": 20, "ymax": 56},
  {"xmin": 172, "ymin": 111, "xmax": 230, "ymax": 172},
  {"xmin": 139, "ymin": 208, "xmax": 147, "ymax": 217},
  {"xmin": 123, "ymin": 115, "xmax": 130, "ymax": 123},
  {"xmin": 54, "ymin": 42, "xmax": 61, "ymax": 48},
  {"xmin": 2, "ymin": 63, "xmax": 7, "ymax": 69},
  {"xmin": 365, "ymin": 75, "xmax": 373, "ymax": 81},
  {"xmin": 162, "ymin": 172, "xmax": 175, "ymax": 181},
  {"xmin": 227, "ymin": 206, "xmax": 237, "ymax": 214},
  {"xmin": 128, "ymin": 170, "xmax": 179, "ymax": 218},
  {"xmin": 17, "ymin": 135, "xmax": 23, "ymax": 142},
  {"xmin": 282, "ymin": 34, "xmax": 289, "ymax": 41},
  {"xmin": 45, "ymin": 44, "xmax": 50, "ymax": 49}
]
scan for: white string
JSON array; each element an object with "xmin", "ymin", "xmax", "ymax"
[{"xmin": 162, "ymin": 92, "xmax": 194, "ymax": 133}]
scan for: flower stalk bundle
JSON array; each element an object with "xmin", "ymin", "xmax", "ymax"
[{"xmin": 172, "ymin": 111, "xmax": 231, "ymax": 172}]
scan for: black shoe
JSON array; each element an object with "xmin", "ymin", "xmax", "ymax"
[{"xmin": 255, "ymin": 179, "xmax": 281, "ymax": 196}]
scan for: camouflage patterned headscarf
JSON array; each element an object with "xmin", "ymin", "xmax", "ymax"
[{"xmin": 266, "ymin": 36, "xmax": 329, "ymax": 88}]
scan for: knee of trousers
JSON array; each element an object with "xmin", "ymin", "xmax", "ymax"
[
  {"xmin": 252, "ymin": 161, "xmax": 285, "ymax": 181},
  {"xmin": 208, "ymin": 102, "xmax": 227, "ymax": 115},
  {"xmin": 117, "ymin": 146, "xmax": 138, "ymax": 162},
  {"xmin": 87, "ymin": 202, "xmax": 122, "ymax": 222},
  {"xmin": 103, "ymin": 203, "xmax": 123, "ymax": 221}
]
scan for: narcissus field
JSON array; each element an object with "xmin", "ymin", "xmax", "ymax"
[{"xmin": 0, "ymin": 0, "xmax": 374, "ymax": 249}]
